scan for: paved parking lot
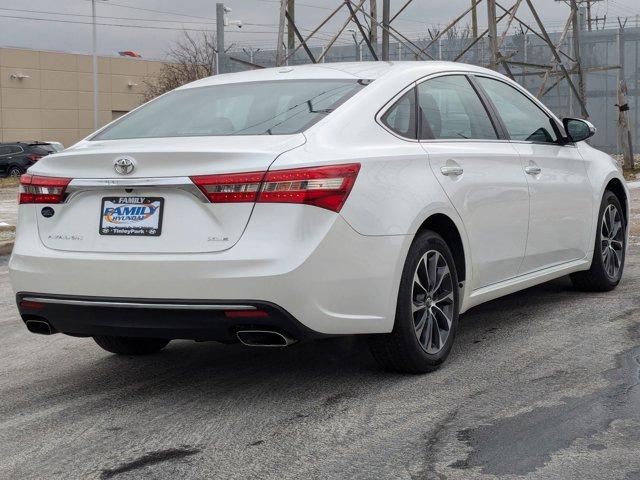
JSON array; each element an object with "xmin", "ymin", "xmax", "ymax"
[{"xmin": 1, "ymin": 188, "xmax": 639, "ymax": 480}]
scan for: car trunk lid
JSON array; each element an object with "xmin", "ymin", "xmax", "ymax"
[{"xmin": 31, "ymin": 135, "xmax": 305, "ymax": 253}]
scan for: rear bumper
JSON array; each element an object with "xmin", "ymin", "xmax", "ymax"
[
  {"xmin": 10, "ymin": 204, "xmax": 411, "ymax": 335},
  {"xmin": 16, "ymin": 293, "xmax": 323, "ymax": 342}
]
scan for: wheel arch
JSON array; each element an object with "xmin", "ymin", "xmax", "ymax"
[
  {"xmin": 604, "ymin": 177, "xmax": 628, "ymax": 226},
  {"xmin": 416, "ymin": 213, "xmax": 466, "ymax": 285},
  {"xmin": 7, "ymin": 163, "xmax": 25, "ymax": 174}
]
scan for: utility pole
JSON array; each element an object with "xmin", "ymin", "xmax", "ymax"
[
  {"xmin": 471, "ymin": 0, "xmax": 478, "ymax": 39},
  {"xmin": 559, "ymin": 1, "xmax": 604, "ymax": 32},
  {"xmin": 91, "ymin": 0, "xmax": 99, "ymax": 130},
  {"xmin": 370, "ymin": 0, "xmax": 377, "ymax": 55},
  {"xmin": 487, "ymin": 0, "xmax": 498, "ymax": 69},
  {"xmin": 215, "ymin": 3, "xmax": 225, "ymax": 74},
  {"xmin": 617, "ymin": 18, "xmax": 634, "ymax": 169},
  {"xmin": 276, "ymin": 0, "xmax": 287, "ymax": 66},
  {"xmin": 618, "ymin": 80, "xmax": 634, "ymax": 170},
  {"xmin": 287, "ymin": 0, "xmax": 295, "ymax": 53},
  {"xmin": 584, "ymin": 0, "xmax": 604, "ymax": 31},
  {"xmin": 381, "ymin": 0, "xmax": 389, "ymax": 61},
  {"xmin": 570, "ymin": 0, "xmax": 586, "ymax": 116}
]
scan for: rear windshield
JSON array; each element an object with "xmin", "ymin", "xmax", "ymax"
[
  {"xmin": 92, "ymin": 79, "xmax": 367, "ymax": 140},
  {"xmin": 30, "ymin": 145, "xmax": 55, "ymax": 154}
]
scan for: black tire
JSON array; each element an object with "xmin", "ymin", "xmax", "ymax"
[
  {"xmin": 570, "ymin": 191, "xmax": 626, "ymax": 292},
  {"xmin": 93, "ymin": 336, "xmax": 170, "ymax": 355},
  {"xmin": 7, "ymin": 166, "xmax": 23, "ymax": 178},
  {"xmin": 368, "ymin": 230, "xmax": 460, "ymax": 374}
]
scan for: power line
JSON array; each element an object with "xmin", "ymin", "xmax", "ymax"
[
  {"xmin": 82, "ymin": 0, "xmax": 217, "ymax": 21},
  {"xmin": 0, "ymin": 6, "xmax": 281, "ymax": 28},
  {"xmin": 0, "ymin": 12, "xmax": 277, "ymax": 33},
  {"xmin": 0, "ymin": 9, "xmax": 362, "ymax": 46}
]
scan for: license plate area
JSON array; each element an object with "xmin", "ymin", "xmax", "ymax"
[{"xmin": 100, "ymin": 196, "xmax": 164, "ymax": 236}]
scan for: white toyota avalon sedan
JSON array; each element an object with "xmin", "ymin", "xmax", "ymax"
[{"xmin": 10, "ymin": 62, "xmax": 628, "ymax": 373}]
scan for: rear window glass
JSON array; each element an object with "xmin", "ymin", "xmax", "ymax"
[
  {"xmin": 93, "ymin": 80, "xmax": 367, "ymax": 140},
  {"xmin": 29, "ymin": 146, "xmax": 52, "ymax": 155},
  {"xmin": 381, "ymin": 89, "xmax": 417, "ymax": 139}
]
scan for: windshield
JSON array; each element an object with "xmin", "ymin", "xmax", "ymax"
[{"xmin": 93, "ymin": 79, "xmax": 367, "ymax": 140}]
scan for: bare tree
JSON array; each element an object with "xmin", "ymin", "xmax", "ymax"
[{"xmin": 143, "ymin": 31, "xmax": 216, "ymax": 102}]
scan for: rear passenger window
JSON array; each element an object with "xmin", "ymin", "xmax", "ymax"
[
  {"xmin": 417, "ymin": 75, "xmax": 497, "ymax": 140},
  {"xmin": 29, "ymin": 147, "xmax": 48, "ymax": 156},
  {"xmin": 476, "ymin": 76, "xmax": 558, "ymax": 143},
  {"xmin": 381, "ymin": 89, "xmax": 416, "ymax": 139}
]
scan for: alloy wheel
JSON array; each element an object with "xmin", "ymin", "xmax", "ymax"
[
  {"xmin": 411, "ymin": 250, "xmax": 455, "ymax": 354},
  {"xmin": 600, "ymin": 204, "xmax": 624, "ymax": 280}
]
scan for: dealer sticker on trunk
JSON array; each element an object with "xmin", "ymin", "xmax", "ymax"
[{"xmin": 100, "ymin": 197, "xmax": 164, "ymax": 236}]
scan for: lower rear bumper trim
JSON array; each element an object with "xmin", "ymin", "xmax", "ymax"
[{"xmin": 16, "ymin": 292, "xmax": 326, "ymax": 342}]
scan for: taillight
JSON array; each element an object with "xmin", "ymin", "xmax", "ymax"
[
  {"xmin": 19, "ymin": 174, "xmax": 71, "ymax": 204},
  {"xmin": 190, "ymin": 163, "xmax": 360, "ymax": 213},
  {"xmin": 258, "ymin": 164, "xmax": 360, "ymax": 212},
  {"xmin": 191, "ymin": 172, "xmax": 264, "ymax": 203},
  {"xmin": 26, "ymin": 154, "xmax": 42, "ymax": 162}
]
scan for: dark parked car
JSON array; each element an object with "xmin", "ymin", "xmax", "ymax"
[{"xmin": 0, "ymin": 142, "xmax": 56, "ymax": 177}]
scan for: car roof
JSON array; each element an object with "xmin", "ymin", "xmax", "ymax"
[
  {"xmin": 179, "ymin": 61, "xmax": 504, "ymax": 90},
  {"xmin": 0, "ymin": 141, "xmax": 53, "ymax": 147}
]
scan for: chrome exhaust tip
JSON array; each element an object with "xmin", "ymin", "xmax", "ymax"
[
  {"xmin": 236, "ymin": 330, "xmax": 297, "ymax": 347},
  {"xmin": 25, "ymin": 319, "xmax": 54, "ymax": 335}
]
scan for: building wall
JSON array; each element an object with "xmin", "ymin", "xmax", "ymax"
[{"xmin": 0, "ymin": 47, "xmax": 164, "ymax": 147}]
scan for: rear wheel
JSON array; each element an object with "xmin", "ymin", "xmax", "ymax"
[
  {"xmin": 570, "ymin": 191, "xmax": 626, "ymax": 291},
  {"xmin": 368, "ymin": 230, "xmax": 459, "ymax": 374},
  {"xmin": 7, "ymin": 166, "xmax": 23, "ymax": 178},
  {"xmin": 93, "ymin": 336, "xmax": 170, "ymax": 355}
]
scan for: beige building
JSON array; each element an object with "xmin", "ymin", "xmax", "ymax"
[{"xmin": 0, "ymin": 47, "xmax": 166, "ymax": 147}]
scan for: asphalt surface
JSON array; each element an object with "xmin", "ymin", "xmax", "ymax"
[{"xmin": 1, "ymin": 194, "xmax": 640, "ymax": 479}]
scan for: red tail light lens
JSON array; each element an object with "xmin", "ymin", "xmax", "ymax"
[
  {"xmin": 258, "ymin": 164, "xmax": 360, "ymax": 212},
  {"xmin": 191, "ymin": 164, "xmax": 360, "ymax": 213},
  {"xmin": 191, "ymin": 172, "xmax": 264, "ymax": 203},
  {"xmin": 26, "ymin": 154, "xmax": 42, "ymax": 162},
  {"xmin": 19, "ymin": 174, "xmax": 71, "ymax": 204},
  {"xmin": 19, "ymin": 300, "xmax": 44, "ymax": 309}
]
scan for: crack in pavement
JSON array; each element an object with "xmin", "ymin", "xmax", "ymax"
[{"xmin": 100, "ymin": 446, "xmax": 201, "ymax": 479}]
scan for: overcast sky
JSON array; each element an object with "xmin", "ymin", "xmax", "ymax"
[{"xmin": 1, "ymin": 0, "xmax": 639, "ymax": 60}]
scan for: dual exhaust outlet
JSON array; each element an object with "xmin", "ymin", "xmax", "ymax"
[
  {"xmin": 236, "ymin": 329, "xmax": 297, "ymax": 347},
  {"xmin": 25, "ymin": 319, "xmax": 54, "ymax": 335}
]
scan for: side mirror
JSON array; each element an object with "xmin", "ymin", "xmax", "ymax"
[{"xmin": 563, "ymin": 118, "xmax": 596, "ymax": 143}]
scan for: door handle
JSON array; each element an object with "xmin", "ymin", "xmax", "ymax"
[
  {"xmin": 525, "ymin": 165, "xmax": 541, "ymax": 175},
  {"xmin": 440, "ymin": 165, "xmax": 463, "ymax": 176}
]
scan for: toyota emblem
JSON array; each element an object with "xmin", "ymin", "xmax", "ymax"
[{"xmin": 114, "ymin": 157, "xmax": 135, "ymax": 175}]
